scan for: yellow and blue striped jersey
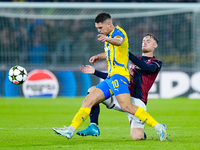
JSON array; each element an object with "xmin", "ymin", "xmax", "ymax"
[{"xmin": 104, "ymin": 25, "xmax": 130, "ymax": 82}]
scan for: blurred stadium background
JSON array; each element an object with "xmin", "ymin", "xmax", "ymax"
[{"xmin": 0, "ymin": 2, "xmax": 200, "ymax": 98}]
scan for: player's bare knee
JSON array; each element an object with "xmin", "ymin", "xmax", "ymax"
[
  {"xmin": 131, "ymin": 135, "xmax": 143, "ymax": 141},
  {"xmin": 88, "ymin": 86, "xmax": 96, "ymax": 93},
  {"xmin": 82, "ymin": 94, "xmax": 95, "ymax": 107},
  {"xmin": 131, "ymin": 129, "xmax": 145, "ymax": 141},
  {"xmin": 131, "ymin": 132, "xmax": 144, "ymax": 141}
]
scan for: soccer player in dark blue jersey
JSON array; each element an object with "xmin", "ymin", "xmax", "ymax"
[{"xmin": 77, "ymin": 34, "xmax": 164, "ymax": 141}]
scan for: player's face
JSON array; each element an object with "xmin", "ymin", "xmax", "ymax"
[
  {"xmin": 142, "ymin": 36, "xmax": 157, "ymax": 53},
  {"xmin": 95, "ymin": 21, "xmax": 110, "ymax": 35}
]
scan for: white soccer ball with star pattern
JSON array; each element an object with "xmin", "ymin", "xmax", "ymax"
[{"xmin": 8, "ymin": 66, "xmax": 28, "ymax": 85}]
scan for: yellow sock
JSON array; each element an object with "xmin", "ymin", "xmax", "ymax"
[
  {"xmin": 135, "ymin": 106, "xmax": 158, "ymax": 127},
  {"xmin": 71, "ymin": 107, "xmax": 91, "ymax": 129}
]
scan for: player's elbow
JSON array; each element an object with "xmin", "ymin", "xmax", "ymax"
[
  {"xmin": 116, "ymin": 40, "xmax": 123, "ymax": 46},
  {"xmin": 116, "ymin": 43, "xmax": 122, "ymax": 46},
  {"xmin": 114, "ymin": 38, "xmax": 124, "ymax": 46}
]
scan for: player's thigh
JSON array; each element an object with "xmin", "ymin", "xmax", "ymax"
[
  {"xmin": 82, "ymin": 81, "xmax": 112, "ymax": 108},
  {"xmin": 116, "ymin": 93, "xmax": 132, "ymax": 105},
  {"xmin": 96, "ymin": 80, "xmax": 113, "ymax": 100},
  {"xmin": 82, "ymin": 88, "xmax": 105, "ymax": 108}
]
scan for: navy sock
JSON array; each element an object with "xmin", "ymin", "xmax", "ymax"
[{"xmin": 90, "ymin": 104, "xmax": 100, "ymax": 125}]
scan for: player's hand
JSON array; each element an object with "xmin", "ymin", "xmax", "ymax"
[
  {"xmin": 80, "ymin": 65, "xmax": 95, "ymax": 74},
  {"xmin": 97, "ymin": 34, "xmax": 107, "ymax": 42},
  {"xmin": 89, "ymin": 55, "xmax": 99, "ymax": 65}
]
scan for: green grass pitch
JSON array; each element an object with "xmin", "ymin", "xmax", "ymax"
[{"xmin": 0, "ymin": 97, "xmax": 199, "ymax": 150}]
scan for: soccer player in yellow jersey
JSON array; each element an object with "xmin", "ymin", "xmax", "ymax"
[{"xmin": 53, "ymin": 13, "xmax": 167, "ymax": 141}]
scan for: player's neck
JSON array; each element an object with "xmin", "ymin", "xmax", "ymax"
[
  {"xmin": 109, "ymin": 26, "xmax": 115, "ymax": 33},
  {"xmin": 142, "ymin": 52, "xmax": 153, "ymax": 57}
]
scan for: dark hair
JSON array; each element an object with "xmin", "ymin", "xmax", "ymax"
[
  {"xmin": 146, "ymin": 33, "xmax": 159, "ymax": 44},
  {"xmin": 95, "ymin": 13, "xmax": 111, "ymax": 23}
]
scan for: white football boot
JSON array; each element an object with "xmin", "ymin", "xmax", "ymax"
[
  {"xmin": 53, "ymin": 126, "xmax": 74, "ymax": 139},
  {"xmin": 155, "ymin": 124, "xmax": 167, "ymax": 141}
]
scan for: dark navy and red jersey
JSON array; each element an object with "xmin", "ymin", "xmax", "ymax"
[{"xmin": 128, "ymin": 55, "xmax": 162, "ymax": 104}]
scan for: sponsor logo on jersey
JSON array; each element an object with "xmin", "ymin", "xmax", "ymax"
[{"xmin": 22, "ymin": 70, "xmax": 59, "ymax": 98}]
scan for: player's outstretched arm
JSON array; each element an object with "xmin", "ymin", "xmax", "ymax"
[
  {"xmin": 80, "ymin": 65, "xmax": 108, "ymax": 79},
  {"xmin": 129, "ymin": 51, "xmax": 161, "ymax": 72},
  {"xmin": 80, "ymin": 65, "xmax": 95, "ymax": 74}
]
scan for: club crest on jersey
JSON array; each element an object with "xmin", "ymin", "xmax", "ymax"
[
  {"xmin": 105, "ymin": 46, "xmax": 110, "ymax": 52},
  {"xmin": 147, "ymin": 59, "xmax": 151, "ymax": 63}
]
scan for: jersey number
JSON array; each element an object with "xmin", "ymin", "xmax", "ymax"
[{"xmin": 112, "ymin": 80, "xmax": 119, "ymax": 89}]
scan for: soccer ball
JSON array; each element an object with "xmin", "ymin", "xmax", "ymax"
[{"xmin": 8, "ymin": 66, "xmax": 28, "ymax": 85}]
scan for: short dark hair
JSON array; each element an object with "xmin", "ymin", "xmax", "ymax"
[
  {"xmin": 95, "ymin": 13, "xmax": 111, "ymax": 23},
  {"xmin": 146, "ymin": 33, "xmax": 159, "ymax": 44}
]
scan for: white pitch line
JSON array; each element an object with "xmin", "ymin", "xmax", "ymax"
[{"xmin": 0, "ymin": 126, "xmax": 199, "ymax": 130}]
